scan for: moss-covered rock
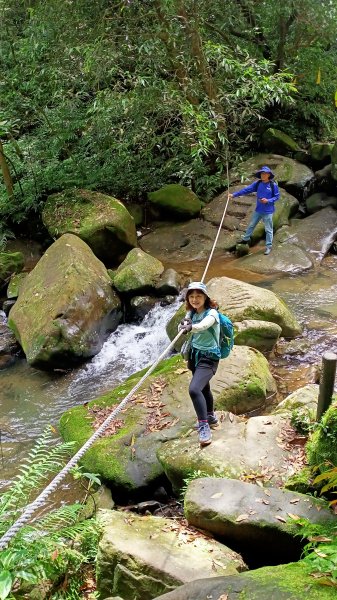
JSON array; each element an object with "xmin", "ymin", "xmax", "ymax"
[
  {"xmin": 42, "ymin": 188, "xmax": 137, "ymax": 264},
  {"xmin": 306, "ymin": 400, "xmax": 337, "ymax": 469},
  {"xmin": 309, "ymin": 142, "xmax": 333, "ymax": 162},
  {"xmin": 8, "ymin": 234, "xmax": 121, "ymax": 369},
  {"xmin": 262, "ymin": 128, "xmax": 300, "ymax": 155},
  {"xmin": 306, "ymin": 192, "xmax": 337, "ymax": 215},
  {"xmin": 7, "ymin": 272, "xmax": 28, "ymax": 299},
  {"xmin": 0, "ymin": 252, "xmax": 24, "ymax": 286},
  {"xmin": 272, "ymin": 384, "xmax": 319, "ymax": 416},
  {"xmin": 331, "ymin": 140, "xmax": 337, "ymax": 180},
  {"xmin": 153, "ymin": 561, "xmax": 337, "ymax": 599},
  {"xmin": 112, "ymin": 248, "xmax": 164, "ymax": 293},
  {"xmin": 234, "ymin": 320, "xmax": 282, "ymax": 352},
  {"xmin": 59, "ymin": 355, "xmax": 198, "ymax": 492},
  {"xmin": 283, "ymin": 466, "xmax": 315, "ymax": 494},
  {"xmin": 148, "ymin": 184, "xmax": 202, "ymax": 218}
]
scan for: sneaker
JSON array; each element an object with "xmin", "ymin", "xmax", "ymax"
[
  {"xmin": 264, "ymin": 247, "xmax": 271, "ymax": 255},
  {"xmin": 198, "ymin": 422, "xmax": 212, "ymax": 446},
  {"xmin": 194, "ymin": 413, "xmax": 219, "ymax": 430},
  {"xmin": 239, "ymin": 238, "xmax": 251, "ymax": 246},
  {"xmin": 207, "ymin": 413, "xmax": 219, "ymax": 428}
]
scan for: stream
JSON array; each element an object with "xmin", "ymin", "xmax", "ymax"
[{"xmin": 1, "ymin": 254, "xmax": 337, "ymax": 491}]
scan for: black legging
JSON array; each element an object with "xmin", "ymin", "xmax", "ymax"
[{"xmin": 188, "ymin": 351, "xmax": 219, "ymax": 421}]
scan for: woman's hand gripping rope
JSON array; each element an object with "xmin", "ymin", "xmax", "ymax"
[{"xmin": 178, "ymin": 317, "xmax": 192, "ymax": 334}]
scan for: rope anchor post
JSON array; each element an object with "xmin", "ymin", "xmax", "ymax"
[{"xmin": 316, "ymin": 351, "xmax": 337, "ymax": 422}]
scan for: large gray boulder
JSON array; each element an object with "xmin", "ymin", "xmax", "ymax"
[
  {"xmin": 42, "ymin": 188, "xmax": 137, "ymax": 264},
  {"xmin": 96, "ymin": 510, "xmax": 245, "ymax": 600},
  {"xmin": 184, "ymin": 478, "xmax": 333, "ymax": 563},
  {"xmin": 157, "ymin": 414, "xmax": 300, "ymax": 494},
  {"xmin": 8, "ymin": 234, "xmax": 121, "ymax": 369},
  {"xmin": 140, "ymin": 219, "xmax": 239, "ymax": 262},
  {"xmin": 261, "ymin": 128, "xmax": 300, "ymax": 155}
]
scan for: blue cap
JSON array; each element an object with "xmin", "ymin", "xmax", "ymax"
[
  {"xmin": 255, "ymin": 165, "xmax": 275, "ymax": 179},
  {"xmin": 187, "ymin": 281, "xmax": 210, "ymax": 298}
]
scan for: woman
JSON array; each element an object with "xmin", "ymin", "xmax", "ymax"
[{"xmin": 179, "ymin": 281, "xmax": 220, "ymax": 447}]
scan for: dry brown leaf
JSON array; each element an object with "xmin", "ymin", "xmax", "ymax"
[
  {"xmin": 217, "ymin": 595, "xmax": 229, "ymax": 600},
  {"xmin": 287, "ymin": 513, "xmax": 300, "ymax": 520},
  {"xmin": 210, "ymin": 492, "xmax": 223, "ymax": 499},
  {"xmin": 289, "ymin": 498, "xmax": 300, "ymax": 504},
  {"xmin": 275, "ymin": 515, "xmax": 287, "ymax": 523},
  {"xmin": 308, "ymin": 536, "xmax": 332, "ymax": 542},
  {"xmin": 262, "ymin": 499, "xmax": 270, "ymax": 505},
  {"xmin": 174, "ymin": 368, "xmax": 188, "ymax": 374},
  {"xmin": 235, "ymin": 514, "xmax": 249, "ymax": 522},
  {"xmin": 264, "ymin": 489, "xmax": 271, "ymax": 496}
]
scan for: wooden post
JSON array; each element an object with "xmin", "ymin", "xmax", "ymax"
[{"xmin": 316, "ymin": 352, "xmax": 337, "ymax": 421}]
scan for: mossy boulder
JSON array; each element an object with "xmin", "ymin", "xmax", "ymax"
[
  {"xmin": 234, "ymin": 320, "xmax": 282, "ymax": 352},
  {"xmin": 306, "ymin": 400, "xmax": 337, "ymax": 470},
  {"xmin": 148, "ymin": 184, "xmax": 202, "ymax": 218},
  {"xmin": 59, "ymin": 355, "xmax": 198, "ymax": 493},
  {"xmin": 262, "ymin": 128, "xmax": 300, "ymax": 155},
  {"xmin": 112, "ymin": 248, "xmax": 164, "ymax": 294},
  {"xmin": 0, "ymin": 252, "xmax": 24, "ymax": 286},
  {"xmin": 309, "ymin": 142, "xmax": 334, "ymax": 163},
  {"xmin": 7, "ymin": 272, "xmax": 28, "ymax": 299},
  {"xmin": 273, "ymin": 384, "xmax": 319, "ymax": 416},
  {"xmin": 8, "ymin": 234, "xmax": 121, "ymax": 369},
  {"xmin": 153, "ymin": 561, "xmax": 337, "ymax": 600},
  {"xmin": 306, "ymin": 192, "xmax": 337, "ymax": 214},
  {"xmin": 42, "ymin": 188, "xmax": 137, "ymax": 265},
  {"xmin": 97, "ymin": 510, "xmax": 245, "ymax": 600}
]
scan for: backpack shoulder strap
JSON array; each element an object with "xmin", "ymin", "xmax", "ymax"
[{"xmin": 256, "ymin": 180, "xmax": 275, "ymax": 195}]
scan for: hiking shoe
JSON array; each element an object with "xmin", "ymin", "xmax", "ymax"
[
  {"xmin": 198, "ymin": 422, "xmax": 212, "ymax": 446},
  {"xmin": 239, "ymin": 238, "xmax": 251, "ymax": 246},
  {"xmin": 264, "ymin": 247, "xmax": 271, "ymax": 255},
  {"xmin": 194, "ymin": 413, "xmax": 219, "ymax": 430}
]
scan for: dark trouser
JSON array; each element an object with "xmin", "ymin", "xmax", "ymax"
[{"xmin": 188, "ymin": 352, "xmax": 219, "ymax": 420}]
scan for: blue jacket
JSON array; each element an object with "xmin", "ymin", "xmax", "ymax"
[{"xmin": 232, "ymin": 180, "xmax": 280, "ymax": 214}]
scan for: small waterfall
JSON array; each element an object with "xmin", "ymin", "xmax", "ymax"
[{"xmin": 68, "ymin": 299, "xmax": 181, "ymax": 402}]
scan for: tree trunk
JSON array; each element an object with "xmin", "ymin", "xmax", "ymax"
[{"xmin": 0, "ymin": 140, "xmax": 14, "ymax": 200}]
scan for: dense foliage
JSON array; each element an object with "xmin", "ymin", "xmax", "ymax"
[
  {"xmin": 0, "ymin": 428, "xmax": 100, "ymax": 599},
  {"xmin": 1, "ymin": 0, "xmax": 337, "ymax": 231}
]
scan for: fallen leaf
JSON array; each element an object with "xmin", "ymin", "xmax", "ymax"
[
  {"xmin": 174, "ymin": 368, "xmax": 188, "ymax": 374},
  {"xmin": 289, "ymin": 498, "xmax": 300, "ymax": 504},
  {"xmin": 314, "ymin": 549, "xmax": 328, "ymax": 558},
  {"xmin": 275, "ymin": 515, "xmax": 287, "ymax": 523},
  {"xmin": 262, "ymin": 499, "xmax": 270, "ymax": 505},
  {"xmin": 264, "ymin": 489, "xmax": 271, "ymax": 496},
  {"xmin": 217, "ymin": 595, "xmax": 229, "ymax": 600},
  {"xmin": 211, "ymin": 492, "xmax": 223, "ymax": 499},
  {"xmin": 308, "ymin": 536, "xmax": 332, "ymax": 542},
  {"xmin": 287, "ymin": 513, "xmax": 301, "ymax": 520},
  {"xmin": 236, "ymin": 514, "xmax": 249, "ymax": 522}
]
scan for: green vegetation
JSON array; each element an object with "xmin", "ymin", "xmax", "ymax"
[
  {"xmin": 0, "ymin": 427, "xmax": 100, "ymax": 600},
  {"xmin": 1, "ymin": 0, "xmax": 337, "ymax": 237}
]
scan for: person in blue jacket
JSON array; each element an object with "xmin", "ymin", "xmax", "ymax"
[{"xmin": 229, "ymin": 165, "xmax": 280, "ymax": 255}]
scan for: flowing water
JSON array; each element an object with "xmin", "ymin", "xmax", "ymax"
[
  {"xmin": 1, "ymin": 254, "xmax": 337, "ymax": 489},
  {"xmin": 0, "ymin": 300, "xmax": 179, "ymax": 488}
]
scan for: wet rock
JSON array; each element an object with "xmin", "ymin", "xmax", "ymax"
[
  {"xmin": 8, "ymin": 233, "xmax": 122, "ymax": 369},
  {"xmin": 129, "ymin": 296, "xmax": 159, "ymax": 320},
  {"xmin": 155, "ymin": 268, "xmax": 181, "ymax": 296},
  {"xmin": 97, "ymin": 509, "xmax": 245, "ymax": 599},
  {"xmin": 136, "ymin": 500, "xmax": 161, "ymax": 514},
  {"xmin": 2, "ymin": 300, "xmax": 16, "ymax": 316},
  {"xmin": 232, "ymin": 243, "xmax": 313, "ymax": 276},
  {"xmin": 310, "ymin": 141, "xmax": 334, "ymax": 163},
  {"xmin": 0, "ymin": 323, "xmax": 19, "ymax": 355},
  {"xmin": 42, "ymin": 188, "xmax": 137, "ymax": 265},
  {"xmin": 273, "ymin": 384, "xmax": 319, "ymax": 416}
]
